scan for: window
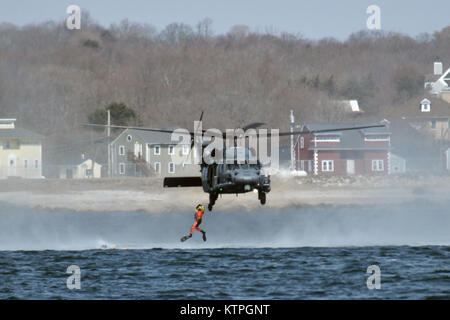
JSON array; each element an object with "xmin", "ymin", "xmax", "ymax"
[
  {"xmin": 168, "ymin": 145, "xmax": 175, "ymax": 155},
  {"xmin": 182, "ymin": 145, "xmax": 190, "ymax": 155},
  {"xmin": 372, "ymin": 160, "xmax": 384, "ymax": 171},
  {"xmin": 86, "ymin": 169, "xmax": 92, "ymax": 177},
  {"xmin": 34, "ymin": 160, "xmax": 39, "ymax": 169},
  {"xmin": 300, "ymin": 137, "xmax": 304, "ymax": 149},
  {"xmin": 119, "ymin": 163, "xmax": 125, "ymax": 174},
  {"xmin": 431, "ymin": 120, "xmax": 437, "ymax": 129},
  {"xmin": 154, "ymin": 145, "xmax": 160, "ymax": 155},
  {"xmin": 421, "ymin": 103, "xmax": 430, "ymax": 112},
  {"xmin": 119, "ymin": 145, "xmax": 125, "ymax": 156},
  {"xmin": 24, "ymin": 159, "xmax": 28, "ymax": 169},
  {"xmin": 168, "ymin": 162, "xmax": 175, "ymax": 173},
  {"xmin": 321, "ymin": 160, "xmax": 334, "ymax": 172},
  {"xmin": 154, "ymin": 162, "xmax": 161, "ymax": 173},
  {"xmin": 127, "ymin": 135, "xmax": 132, "ymax": 142},
  {"xmin": 314, "ymin": 136, "xmax": 340, "ymax": 142}
]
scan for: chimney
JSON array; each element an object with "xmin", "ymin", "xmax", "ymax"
[{"xmin": 434, "ymin": 61, "xmax": 443, "ymax": 75}]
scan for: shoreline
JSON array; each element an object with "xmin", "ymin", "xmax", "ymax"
[{"xmin": 1, "ymin": 175, "xmax": 449, "ymax": 212}]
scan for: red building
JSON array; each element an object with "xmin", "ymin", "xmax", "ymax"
[{"xmin": 294, "ymin": 123, "xmax": 391, "ymax": 175}]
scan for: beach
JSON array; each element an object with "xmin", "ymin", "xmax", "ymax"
[{"xmin": 1, "ymin": 174, "xmax": 449, "ymax": 212}]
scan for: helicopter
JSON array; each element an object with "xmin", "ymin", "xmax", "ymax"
[
  {"xmin": 85, "ymin": 111, "xmax": 385, "ymax": 211},
  {"xmin": 164, "ymin": 145, "xmax": 271, "ymax": 211}
]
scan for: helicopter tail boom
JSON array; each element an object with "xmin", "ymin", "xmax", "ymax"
[{"xmin": 163, "ymin": 177, "xmax": 203, "ymax": 188}]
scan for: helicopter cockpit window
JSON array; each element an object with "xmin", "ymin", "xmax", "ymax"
[{"xmin": 226, "ymin": 162, "xmax": 258, "ymax": 170}]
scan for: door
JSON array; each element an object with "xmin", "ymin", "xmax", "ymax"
[
  {"xmin": 346, "ymin": 159, "xmax": 355, "ymax": 175},
  {"xmin": 8, "ymin": 154, "xmax": 17, "ymax": 176},
  {"xmin": 134, "ymin": 142, "xmax": 142, "ymax": 158},
  {"xmin": 146, "ymin": 144, "xmax": 151, "ymax": 163}
]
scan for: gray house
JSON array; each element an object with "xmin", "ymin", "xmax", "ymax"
[{"xmin": 110, "ymin": 128, "xmax": 200, "ymax": 178}]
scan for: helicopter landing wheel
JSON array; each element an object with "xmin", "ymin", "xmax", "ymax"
[
  {"xmin": 208, "ymin": 193, "xmax": 217, "ymax": 211},
  {"xmin": 259, "ymin": 191, "xmax": 266, "ymax": 205}
]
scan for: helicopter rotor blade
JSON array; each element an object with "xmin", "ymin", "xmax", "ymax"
[
  {"xmin": 183, "ymin": 110, "xmax": 204, "ymax": 166},
  {"xmin": 242, "ymin": 122, "xmax": 266, "ymax": 131},
  {"xmin": 83, "ymin": 121, "xmax": 386, "ymax": 141},
  {"xmin": 277, "ymin": 124, "xmax": 386, "ymax": 136},
  {"xmin": 82, "ymin": 123, "xmax": 194, "ymax": 135},
  {"xmin": 235, "ymin": 124, "xmax": 387, "ymax": 138}
]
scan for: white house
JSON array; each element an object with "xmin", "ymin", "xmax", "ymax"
[
  {"xmin": 389, "ymin": 153, "xmax": 406, "ymax": 174},
  {"xmin": 59, "ymin": 158, "xmax": 102, "ymax": 179}
]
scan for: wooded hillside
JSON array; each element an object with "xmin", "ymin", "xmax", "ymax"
[{"xmin": 0, "ymin": 16, "xmax": 449, "ymax": 143}]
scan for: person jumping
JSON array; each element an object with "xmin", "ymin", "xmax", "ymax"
[{"xmin": 181, "ymin": 204, "xmax": 207, "ymax": 242}]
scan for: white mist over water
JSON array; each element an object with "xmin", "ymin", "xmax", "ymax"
[{"xmin": 0, "ymin": 200, "xmax": 449, "ymax": 251}]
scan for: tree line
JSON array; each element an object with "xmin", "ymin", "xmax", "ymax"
[{"xmin": 0, "ymin": 16, "xmax": 448, "ymax": 148}]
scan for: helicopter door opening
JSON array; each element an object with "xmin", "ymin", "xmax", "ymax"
[
  {"xmin": 213, "ymin": 166, "xmax": 218, "ymax": 186},
  {"xmin": 208, "ymin": 165, "xmax": 218, "ymax": 187}
]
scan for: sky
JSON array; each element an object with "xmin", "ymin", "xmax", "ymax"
[{"xmin": 0, "ymin": 0, "xmax": 449, "ymax": 40}]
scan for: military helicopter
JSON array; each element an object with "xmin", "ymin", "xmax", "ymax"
[
  {"xmin": 166, "ymin": 145, "xmax": 271, "ymax": 211},
  {"xmin": 85, "ymin": 112, "xmax": 385, "ymax": 211}
]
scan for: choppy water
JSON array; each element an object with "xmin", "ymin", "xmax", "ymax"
[
  {"xmin": 0, "ymin": 246, "xmax": 449, "ymax": 299},
  {"xmin": 0, "ymin": 200, "xmax": 449, "ymax": 299}
]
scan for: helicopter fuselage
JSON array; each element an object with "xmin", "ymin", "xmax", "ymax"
[{"xmin": 201, "ymin": 163, "xmax": 271, "ymax": 195}]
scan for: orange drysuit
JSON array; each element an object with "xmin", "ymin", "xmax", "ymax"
[{"xmin": 190, "ymin": 209, "xmax": 205, "ymax": 235}]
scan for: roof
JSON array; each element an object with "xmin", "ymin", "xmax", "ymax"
[
  {"xmin": 403, "ymin": 96, "xmax": 450, "ymax": 119},
  {"xmin": 114, "ymin": 128, "xmax": 191, "ymax": 145},
  {"xmin": 303, "ymin": 122, "xmax": 389, "ymax": 133},
  {"xmin": 302, "ymin": 122, "xmax": 390, "ymax": 151},
  {"xmin": 45, "ymin": 137, "xmax": 107, "ymax": 165},
  {"xmin": 60, "ymin": 158, "xmax": 102, "ymax": 167},
  {"xmin": 0, "ymin": 127, "xmax": 45, "ymax": 139}
]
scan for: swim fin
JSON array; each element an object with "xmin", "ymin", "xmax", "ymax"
[
  {"xmin": 202, "ymin": 231, "xmax": 207, "ymax": 242},
  {"xmin": 180, "ymin": 234, "xmax": 192, "ymax": 242}
]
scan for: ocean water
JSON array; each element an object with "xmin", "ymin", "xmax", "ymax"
[{"xmin": 0, "ymin": 200, "xmax": 449, "ymax": 299}]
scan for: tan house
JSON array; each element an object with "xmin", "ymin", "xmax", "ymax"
[{"xmin": 0, "ymin": 119, "xmax": 44, "ymax": 179}]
